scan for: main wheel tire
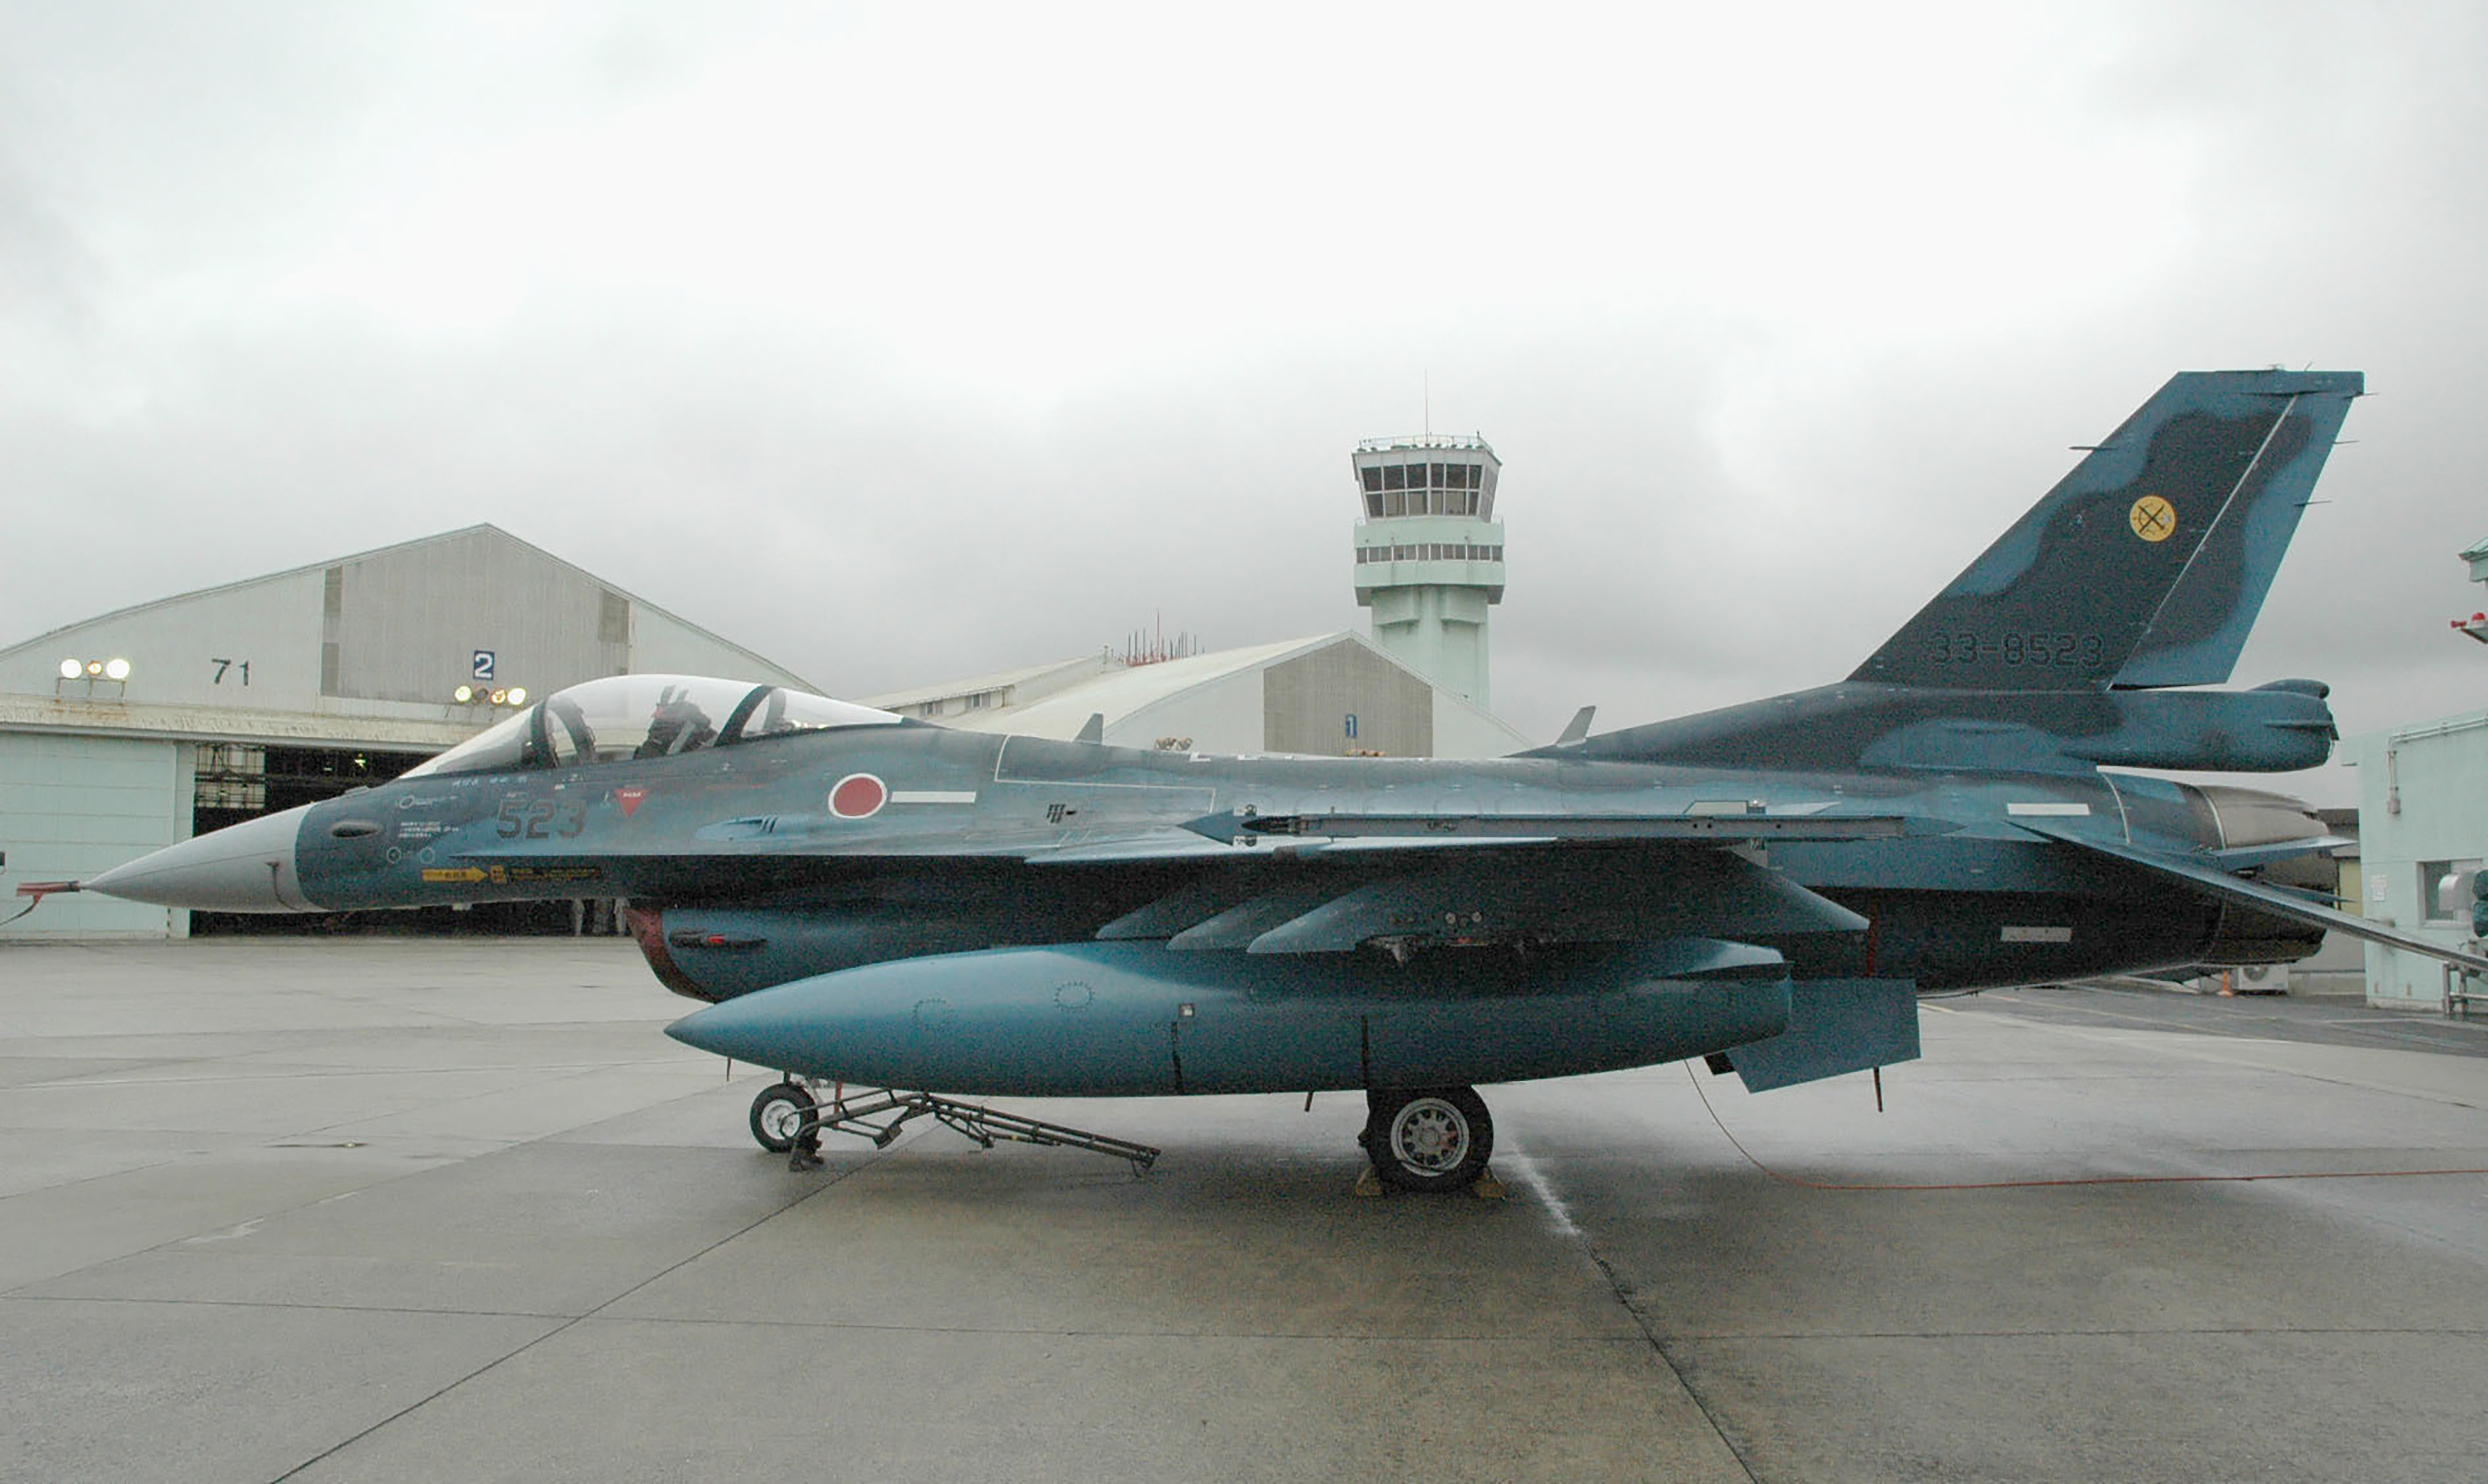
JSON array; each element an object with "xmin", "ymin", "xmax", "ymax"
[
  {"xmin": 1365, "ymin": 1085, "xmax": 1493, "ymax": 1193},
  {"xmin": 748, "ymin": 1082, "xmax": 816, "ymax": 1153}
]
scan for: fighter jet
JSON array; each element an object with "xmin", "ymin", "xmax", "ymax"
[{"xmin": 70, "ymin": 369, "xmax": 2488, "ymax": 1193}]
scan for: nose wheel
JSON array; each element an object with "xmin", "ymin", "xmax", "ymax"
[
  {"xmin": 749, "ymin": 1080, "xmax": 817, "ymax": 1154},
  {"xmin": 1360, "ymin": 1085, "xmax": 1493, "ymax": 1193}
]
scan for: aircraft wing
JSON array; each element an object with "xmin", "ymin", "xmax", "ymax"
[
  {"xmin": 447, "ymin": 803, "xmax": 1929, "ymax": 962},
  {"xmin": 2017, "ymin": 821, "xmax": 2488, "ymax": 976}
]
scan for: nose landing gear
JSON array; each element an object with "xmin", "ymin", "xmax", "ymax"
[
  {"xmin": 751, "ymin": 1077, "xmax": 1495, "ymax": 1194},
  {"xmin": 745, "ymin": 1077, "xmax": 1159, "ymax": 1176},
  {"xmin": 1360, "ymin": 1085, "xmax": 1494, "ymax": 1193}
]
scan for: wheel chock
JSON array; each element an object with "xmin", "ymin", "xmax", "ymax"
[{"xmin": 1352, "ymin": 1166, "xmax": 1506, "ymax": 1199}]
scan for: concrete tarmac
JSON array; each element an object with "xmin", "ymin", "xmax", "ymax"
[{"xmin": 4, "ymin": 940, "xmax": 2488, "ymax": 1482}]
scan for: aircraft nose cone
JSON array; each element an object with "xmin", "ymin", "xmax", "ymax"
[{"xmin": 84, "ymin": 803, "xmax": 318, "ymax": 911}]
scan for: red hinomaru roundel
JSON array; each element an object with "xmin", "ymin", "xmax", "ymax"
[{"xmin": 828, "ymin": 773, "xmax": 888, "ymax": 820}]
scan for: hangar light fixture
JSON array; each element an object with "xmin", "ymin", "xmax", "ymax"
[
  {"xmin": 58, "ymin": 656, "xmax": 133, "ymax": 685},
  {"xmin": 451, "ymin": 684, "xmax": 527, "ymax": 708}
]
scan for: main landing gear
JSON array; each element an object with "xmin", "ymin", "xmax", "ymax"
[
  {"xmin": 747, "ymin": 1078, "xmax": 1159, "ymax": 1176},
  {"xmin": 1359, "ymin": 1085, "xmax": 1494, "ymax": 1193}
]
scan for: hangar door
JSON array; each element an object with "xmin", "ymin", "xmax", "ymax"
[{"xmin": 0, "ymin": 733, "xmax": 190, "ymax": 940}]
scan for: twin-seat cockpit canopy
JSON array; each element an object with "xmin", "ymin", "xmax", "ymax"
[{"xmin": 404, "ymin": 674, "xmax": 901, "ymax": 779}]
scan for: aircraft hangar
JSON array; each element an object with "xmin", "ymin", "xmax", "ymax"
[{"xmin": 0, "ymin": 525, "xmax": 820, "ymax": 941}]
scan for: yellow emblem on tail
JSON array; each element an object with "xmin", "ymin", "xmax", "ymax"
[{"xmin": 2128, "ymin": 495, "xmax": 2176, "ymax": 542}]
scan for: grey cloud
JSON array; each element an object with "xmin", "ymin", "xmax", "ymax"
[{"xmin": 3, "ymin": 2, "xmax": 2486, "ymax": 809}]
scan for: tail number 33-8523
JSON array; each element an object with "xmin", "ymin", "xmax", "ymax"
[
  {"xmin": 496, "ymin": 796, "xmax": 588, "ymax": 840},
  {"xmin": 1931, "ymin": 632, "xmax": 2107, "ymax": 667}
]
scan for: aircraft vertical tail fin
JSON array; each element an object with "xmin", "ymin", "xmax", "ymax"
[{"xmin": 1850, "ymin": 370, "xmax": 2362, "ymax": 692}]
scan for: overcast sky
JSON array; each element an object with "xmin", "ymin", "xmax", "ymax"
[{"xmin": 5, "ymin": 2, "xmax": 2484, "ymax": 803}]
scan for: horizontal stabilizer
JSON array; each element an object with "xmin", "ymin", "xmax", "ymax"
[
  {"xmin": 2017, "ymin": 822, "xmax": 2488, "ymax": 976},
  {"xmin": 2204, "ymin": 835, "xmax": 2356, "ymax": 871}
]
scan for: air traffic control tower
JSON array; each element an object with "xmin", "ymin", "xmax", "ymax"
[{"xmin": 1351, "ymin": 434, "xmax": 1506, "ymax": 709}]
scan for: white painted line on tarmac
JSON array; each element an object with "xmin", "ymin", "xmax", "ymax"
[{"xmin": 1498, "ymin": 1145, "xmax": 1582, "ymax": 1239}]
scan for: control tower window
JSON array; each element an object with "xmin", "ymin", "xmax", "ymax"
[
  {"xmin": 1365, "ymin": 490, "xmax": 1383, "ymax": 519},
  {"xmin": 1361, "ymin": 467, "xmax": 1383, "ymax": 493},
  {"xmin": 1383, "ymin": 465, "xmax": 1404, "ymax": 490}
]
